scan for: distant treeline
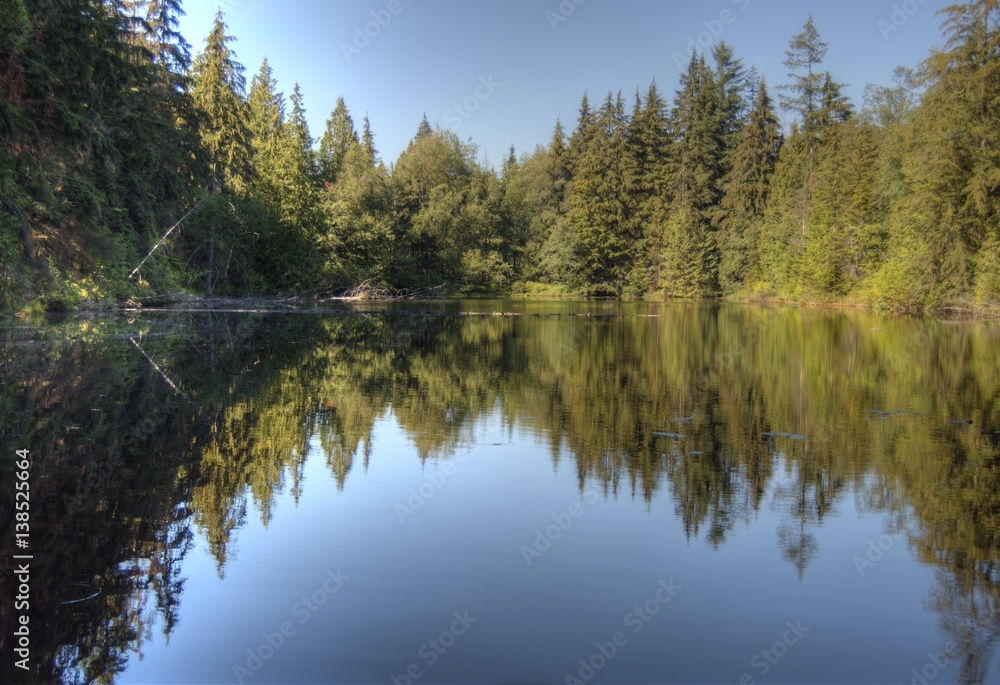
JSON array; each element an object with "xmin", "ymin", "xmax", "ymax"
[{"xmin": 0, "ymin": 1, "xmax": 997, "ymax": 312}]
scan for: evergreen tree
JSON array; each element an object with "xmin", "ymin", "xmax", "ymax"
[
  {"xmin": 248, "ymin": 58, "xmax": 284, "ymax": 143},
  {"xmin": 755, "ymin": 132, "xmax": 812, "ymax": 294},
  {"xmin": 279, "ymin": 82, "xmax": 319, "ymax": 230},
  {"xmin": 801, "ymin": 120, "xmax": 878, "ymax": 294},
  {"xmin": 661, "ymin": 53, "xmax": 724, "ymax": 295},
  {"xmin": 565, "ymin": 91, "xmax": 638, "ymax": 294},
  {"xmin": 318, "ymin": 96, "xmax": 359, "ymax": 186},
  {"xmin": 779, "ymin": 15, "xmax": 836, "ymax": 134},
  {"xmin": 627, "ymin": 81, "xmax": 671, "ymax": 293},
  {"xmin": 528, "ymin": 119, "xmax": 582, "ymax": 289},
  {"xmin": 548, "ymin": 117, "xmax": 571, "ymax": 208},
  {"xmin": 712, "ymin": 42, "xmax": 749, "ymax": 166},
  {"xmin": 144, "ymin": 0, "xmax": 191, "ymax": 72},
  {"xmin": 246, "ymin": 58, "xmax": 285, "ymax": 216},
  {"xmin": 416, "ymin": 113, "xmax": 433, "ymax": 139},
  {"xmin": 718, "ymin": 78, "xmax": 782, "ymax": 293},
  {"xmin": 321, "ymin": 138, "xmax": 394, "ymax": 286},
  {"xmin": 567, "ymin": 92, "xmax": 598, "ymax": 174},
  {"xmin": 361, "ymin": 114, "xmax": 378, "ymax": 165},
  {"xmin": 880, "ymin": 0, "xmax": 1000, "ymax": 306},
  {"xmin": 190, "ymin": 10, "xmax": 251, "ymax": 194}
]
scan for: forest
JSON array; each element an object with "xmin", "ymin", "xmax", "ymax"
[{"xmin": 0, "ymin": 0, "xmax": 998, "ymax": 313}]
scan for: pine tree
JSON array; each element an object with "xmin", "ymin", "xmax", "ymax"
[
  {"xmin": 247, "ymin": 58, "xmax": 285, "ymax": 216},
  {"xmin": 191, "ymin": 10, "xmax": 251, "ymax": 194},
  {"xmin": 883, "ymin": 0, "xmax": 1000, "ymax": 305},
  {"xmin": 321, "ymin": 133, "xmax": 393, "ymax": 286},
  {"xmin": 756, "ymin": 131, "xmax": 812, "ymax": 294},
  {"xmin": 801, "ymin": 120, "xmax": 878, "ymax": 294},
  {"xmin": 144, "ymin": 0, "xmax": 191, "ymax": 72},
  {"xmin": 712, "ymin": 42, "xmax": 748, "ymax": 167},
  {"xmin": 778, "ymin": 15, "xmax": 830, "ymax": 134},
  {"xmin": 567, "ymin": 92, "xmax": 598, "ymax": 175},
  {"xmin": 565, "ymin": 91, "xmax": 637, "ymax": 294},
  {"xmin": 416, "ymin": 113, "xmax": 433, "ymax": 139},
  {"xmin": 548, "ymin": 117, "xmax": 570, "ymax": 208},
  {"xmin": 361, "ymin": 114, "xmax": 378, "ymax": 165},
  {"xmin": 718, "ymin": 78, "xmax": 782, "ymax": 293},
  {"xmin": 318, "ymin": 96, "xmax": 359, "ymax": 186},
  {"xmin": 280, "ymin": 82, "xmax": 319, "ymax": 228},
  {"xmin": 247, "ymin": 58, "xmax": 284, "ymax": 145},
  {"xmin": 627, "ymin": 81, "xmax": 671, "ymax": 293},
  {"xmin": 529, "ymin": 119, "xmax": 581, "ymax": 289},
  {"xmin": 661, "ymin": 53, "xmax": 724, "ymax": 295}
]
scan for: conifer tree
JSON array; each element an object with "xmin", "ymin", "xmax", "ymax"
[
  {"xmin": 361, "ymin": 114, "xmax": 378, "ymax": 165},
  {"xmin": 565, "ymin": 92, "xmax": 637, "ymax": 293},
  {"xmin": 778, "ymin": 15, "xmax": 830, "ymax": 134},
  {"xmin": 191, "ymin": 10, "xmax": 251, "ymax": 194},
  {"xmin": 883, "ymin": 0, "xmax": 1000, "ymax": 305},
  {"xmin": 661, "ymin": 53, "xmax": 724, "ymax": 295},
  {"xmin": 627, "ymin": 81, "xmax": 671, "ymax": 292},
  {"xmin": 247, "ymin": 58, "xmax": 285, "ymax": 215},
  {"xmin": 718, "ymin": 78, "xmax": 782, "ymax": 293},
  {"xmin": 319, "ymin": 96, "xmax": 359, "ymax": 186}
]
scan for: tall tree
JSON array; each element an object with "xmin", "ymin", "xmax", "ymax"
[
  {"xmin": 660, "ymin": 53, "xmax": 724, "ymax": 295},
  {"xmin": 779, "ymin": 15, "xmax": 831, "ymax": 134},
  {"xmin": 565, "ymin": 91, "xmax": 638, "ymax": 294},
  {"xmin": 628, "ymin": 81, "xmax": 671, "ymax": 293},
  {"xmin": 361, "ymin": 114, "xmax": 378, "ymax": 165},
  {"xmin": 318, "ymin": 96, "xmax": 359, "ymax": 186},
  {"xmin": 246, "ymin": 57, "xmax": 285, "ymax": 215},
  {"xmin": 881, "ymin": 0, "xmax": 1000, "ymax": 305},
  {"xmin": 718, "ymin": 78, "xmax": 783, "ymax": 293},
  {"xmin": 190, "ymin": 10, "xmax": 251, "ymax": 194}
]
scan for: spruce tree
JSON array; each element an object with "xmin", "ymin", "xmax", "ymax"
[
  {"xmin": 885, "ymin": 0, "xmax": 1000, "ymax": 305},
  {"xmin": 247, "ymin": 58, "xmax": 286, "ymax": 216},
  {"xmin": 662, "ymin": 53, "xmax": 724, "ymax": 295},
  {"xmin": 718, "ymin": 78, "xmax": 782, "ymax": 293},
  {"xmin": 627, "ymin": 81, "xmax": 671, "ymax": 293},
  {"xmin": 361, "ymin": 114, "xmax": 378, "ymax": 165},
  {"xmin": 778, "ymin": 15, "xmax": 830, "ymax": 134},
  {"xmin": 563, "ymin": 92, "xmax": 639, "ymax": 293},
  {"xmin": 319, "ymin": 96, "xmax": 359, "ymax": 186},
  {"xmin": 191, "ymin": 10, "xmax": 251, "ymax": 194}
]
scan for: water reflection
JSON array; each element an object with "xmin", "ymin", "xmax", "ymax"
[{"xmin": 0, "ymin": 303, "xmax": 997, "ymax": 683}]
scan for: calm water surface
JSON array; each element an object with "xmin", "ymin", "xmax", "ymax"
[{"xmin": 1, "ymin": 301, "xmax": 998, "ymax": 684}]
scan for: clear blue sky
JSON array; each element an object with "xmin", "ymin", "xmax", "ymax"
[{"xmin": 178, "ymin": 0, "xmax": 948, "ymax": 169}]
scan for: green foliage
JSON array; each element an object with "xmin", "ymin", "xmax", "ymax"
[
  {"xmin": 0, "ymin": 0, "xmax": 29, "ymax": 53},
  {"xmin": 1, "ymin": 0, "xmax": 997, "ymax": 313},
  {"xmin": 718, "ymin": 79, "xmax": 782, "ymax": 293},
  {"xmin": 191, "ymin": 10, "xmax": 251, "ymax": 195}
]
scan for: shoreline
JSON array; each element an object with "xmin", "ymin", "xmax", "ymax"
[{"xmin": 7, "ymin": 291, "xmax": 999, "ymax": 321}]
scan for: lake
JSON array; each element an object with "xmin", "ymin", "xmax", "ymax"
[{"xmin": 1, "ymin": 301, "xmax": 998, "ymax": 685}]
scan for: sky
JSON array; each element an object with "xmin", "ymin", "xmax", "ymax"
[{"xmin": 177, "ymin": 0, "xmax": 950, "ymax": 169}]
